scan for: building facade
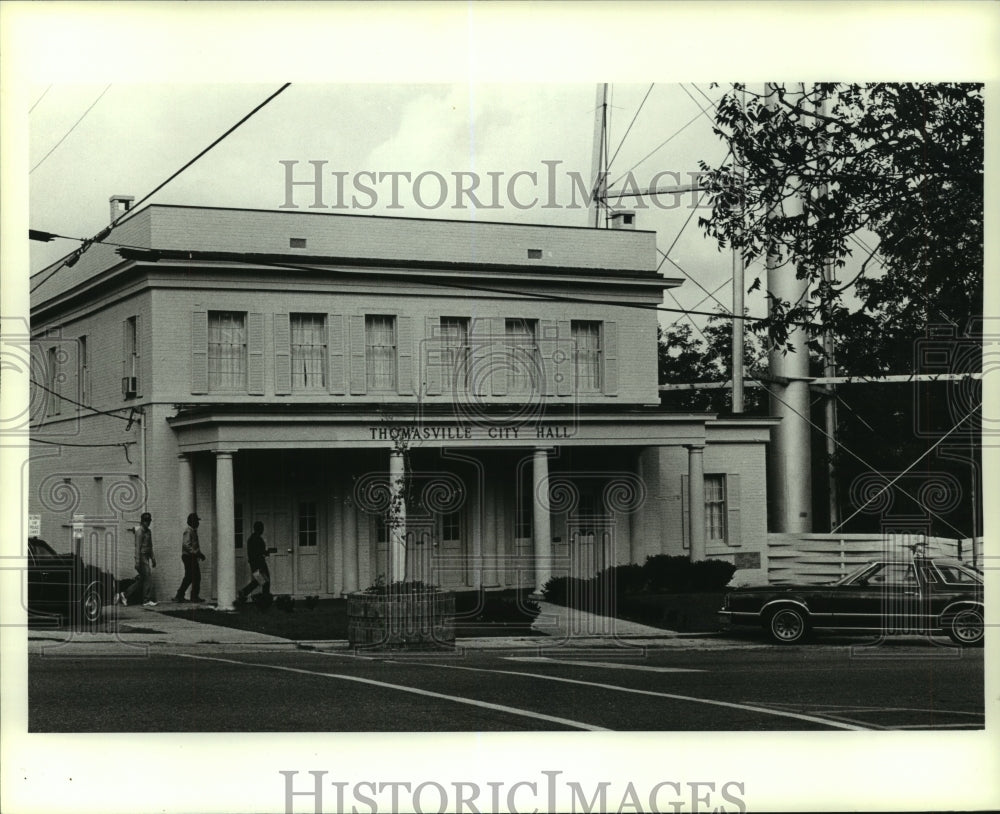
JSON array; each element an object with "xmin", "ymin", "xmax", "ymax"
[{"xmin": 29, "ymin": 202, "xmax": 775, "ymax": 606}]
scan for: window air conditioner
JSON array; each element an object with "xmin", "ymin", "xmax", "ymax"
[{"xmin": 122, "ymin": 376, "xmax": 138, "ymax": 398}]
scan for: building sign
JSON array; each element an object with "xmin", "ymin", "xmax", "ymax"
[
  {"xmin": 734, "ymin": 552, "xmax": 761, "ymax": 570},
  {"xmin": 368, "ymin": 424, "xmax": 573, "ymax": 442},
  {"xmin": 28, "ymin": 514, "xmax": 40, "ymax": 537}
]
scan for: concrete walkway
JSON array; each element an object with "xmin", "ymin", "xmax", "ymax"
[{"xmin": 28, "ymin": 599, "xmax": 744, "ymax": 655}]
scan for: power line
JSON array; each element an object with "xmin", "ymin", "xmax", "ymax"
[
  {"xmin": 29, "ymin": 84, "xmax": 53, "ymax": 114},
  {"xmin": 32, "ymin": 83, "xmax": 293, "ymax": 290},
  {"xmin": 607, "ymin": 84, "xmax": 654, "ymax": 172},
  {"xmin": 112, "ymin": 82, "xmax": 292, "ymax": 230},
  {"xmin": 31, "ymin": 84, "xmax": 112, "ymax": 174},
  {"xmin": 29, "ymin": 376, "xmax": 135, "ymax": 421}
]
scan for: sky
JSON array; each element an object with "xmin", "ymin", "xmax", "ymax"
[{"xmin": 27, "ymin": 81, "xmax": 746, "ymax": 334}]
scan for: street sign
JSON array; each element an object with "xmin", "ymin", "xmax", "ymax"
[{"xmin": 28, "ymin": 514, "xmax": 40, "ymax": 537}]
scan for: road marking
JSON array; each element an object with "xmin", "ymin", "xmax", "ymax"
[
  {"xmin": 399, "ymin": 662, "xmax": 869, "ymax": 730},
  {"xmin": 175, "ymin": 652, "xmax": 609, "ymax": 731},
  {"xmin": 506, "ymin": 656, "xmax": 703, "ymax": 673},
  {"xmin": 892, "ymin": 723, "xmax": 984, "ymax": 729}
]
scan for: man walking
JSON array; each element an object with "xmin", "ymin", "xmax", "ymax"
[
  {"xmin": 173, "ymin": 513, "xmax": 206, "ymax": 602},
  {"xmin": 235, "ymin": 520, "xmax": 271, "ymax": 605},
  {"xmin": 118, "ymin": 512, "xmax": 157, "ymax": 607}
]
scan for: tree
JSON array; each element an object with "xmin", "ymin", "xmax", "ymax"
[
  {"xmin": 657, "ymin": 319, "xmax": 768, "ymax": 414},
  {"xmin": 697, "ymin": 83, "xmax": 983, "ymax": 369}
]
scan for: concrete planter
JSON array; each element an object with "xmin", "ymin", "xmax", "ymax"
[{"xmin": 347, "ymin": 590, "xmax": 456, "ymax": 650}]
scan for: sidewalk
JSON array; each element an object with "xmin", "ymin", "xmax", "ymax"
[{"xmin": 28, "ymin": 599, "xmax": 746, "ymax": 655}]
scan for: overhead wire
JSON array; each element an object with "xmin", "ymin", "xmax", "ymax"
[
  {"xmin": 31, "ymin": 84, "xmax": 112, "ymax": 174},
  {"xmin": 29, "ymin": 84, "xmax": 53, "ymax": 114}
]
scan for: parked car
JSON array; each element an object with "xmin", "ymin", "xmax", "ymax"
[
  {"xmin": 27, "ymin": 537, "xmax": 118, "ymax": 627},
  {"xmin": 719, "ymin": 557, "xmax": 984, "ymax": 646}
]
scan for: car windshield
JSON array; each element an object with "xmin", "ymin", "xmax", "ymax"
[{"xmin": 834, "ymin": 561, "xmax": 917, "ymax": 586}]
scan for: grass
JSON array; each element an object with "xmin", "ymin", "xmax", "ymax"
[{"xmin": 159, "ymin": 589, "xmax": 543, "ymax": 640}]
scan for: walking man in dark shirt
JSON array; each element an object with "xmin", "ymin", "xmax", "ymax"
[
  {"xmin": 235, "ymin": 521, "xmax": 271, "ymax": 605},
  {"xmin": 173, "ymin": 513, "xmax": 205, "ymax": 602}
]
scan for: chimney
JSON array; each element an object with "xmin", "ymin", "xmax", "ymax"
[
  {"xmin": 609, "ymin": 210, "xmax": 636, "ymax": 230},
  {"xmin": 109, "ymin": 194, "xmax": 135, "ymax": 223}
]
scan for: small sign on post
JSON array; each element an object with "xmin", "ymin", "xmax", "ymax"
[
  {"xmin": 72, "ymin": 513, "xmax": 85, "ymax": 555},
  {"xmin": 28, "ymin": 514, "xmax": 40, "ymax": 538}
]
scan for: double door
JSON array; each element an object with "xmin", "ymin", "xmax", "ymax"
[{"xmin": 239, "ymin": 495, "xmax": 322, "ymax": 596}]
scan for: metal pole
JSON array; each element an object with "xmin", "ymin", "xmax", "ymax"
[
  {"xmin": 765, "ymin": 82, "xmax": 813, "ymax": 534},
  {"xmin": 731, "ymin": 85, "xmax": 746, "ymax": 414},
  {"xmin": 590, "ymin": 84, "xmax": 608, "ymax": 228}
]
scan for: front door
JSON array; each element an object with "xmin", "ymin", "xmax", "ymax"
[
  {"xmin": 435, "ymin": 509, "xmax": 467, "ymax": 588},
  {"xmin": 252, "ymin": 503, "xmax": 293, "ymax": 595},
  {"xmin": 294, "ymin": 500, "xmax": 322, "ymax": 593}
]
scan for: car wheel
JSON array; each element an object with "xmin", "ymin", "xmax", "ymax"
[
  {"xmin": 945, "ymin": 608, "xmax": 983, "ymax": 647},
  {"xmin": 766, "ymin": 607, "xmax": 809, "ymax": 644},
  {"xmin": 79, "ymin": 584, "xmax": 104, "ymax": 627}
]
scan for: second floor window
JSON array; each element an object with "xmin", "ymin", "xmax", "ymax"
[
  {"xmin": 208, "ymin": 311, "xmax": 247, "ymax": 390},
  {"xmin": 505, "ymin": 318, "xmax": 538, "ymax": 393},
  {"xmin": 572, "ymin": 321, "xmax": 602, "ymax": 392},
  {"xmin": 46, "ymin": 346, "xmax": 61, "ymax": 416},
  {"xmin": 291, "ymin": 313, "xmax": 327, "ymax": 391},
  {"xmin": 78, "ymin": 335, "xmax": 89, "ymax": 405},
  {"xmin": 440, "ymin": 316, "xmax": 470, "ymax": 390},
  {"xmin": 366, "ymin": 315, "xmax": 397, "ymax": 391}
]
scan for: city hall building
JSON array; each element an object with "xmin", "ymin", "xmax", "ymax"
[{"xmin": 29, "ymin": 201, "xmax": 775, "ymax": 606}]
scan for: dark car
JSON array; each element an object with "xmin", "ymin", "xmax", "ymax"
[
  {"xmin": 719, "ymin": 557, "xmax": 984, "ymax": 646},
  {"xmin": 27, "ymin": 537, "xmax": 118, "ymax": 627}
]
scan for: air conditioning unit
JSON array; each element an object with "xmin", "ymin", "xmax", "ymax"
[{"xmin": 122, "ymin": 376, "xmax": 138, "ymax": 399}]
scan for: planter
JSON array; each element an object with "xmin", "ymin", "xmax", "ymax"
[{"xmin": 347, "ymin": 590, "xmax": 456, "ymax": 650}]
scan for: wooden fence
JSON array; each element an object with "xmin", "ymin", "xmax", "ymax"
[{"xmin": 766, "ymin": 533, "xmax": 980, "ymax": 585}]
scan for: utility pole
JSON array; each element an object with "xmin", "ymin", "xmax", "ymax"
[
  {"xmin": 765, "ymin": 82, "xmax": 813, "ymax": 534},
  {"xmin": 590, "ymin": 84, "xmax": 609, "ymax": 229}
]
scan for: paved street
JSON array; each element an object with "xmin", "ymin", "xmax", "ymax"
[{"xmin": 29, "ymin": 639, "xmax": 984, "ymax": 732}]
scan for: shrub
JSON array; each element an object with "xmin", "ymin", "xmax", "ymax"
[
  {"xmin": 643, "ymin": 555, "xmax": 693, "ymax": 592},
  {"xmin": 689, "ymin": 559, "xmax": 737, "ymax": 591}
]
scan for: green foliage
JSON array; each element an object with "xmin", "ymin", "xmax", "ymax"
[{"xmin": 697, "ymin": 83, "xmax": 982, "ymax": 367}]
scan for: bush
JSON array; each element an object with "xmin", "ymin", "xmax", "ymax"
[{"xmin": 642, "ymin": 555, "xmax": 735, "ymax": 593}]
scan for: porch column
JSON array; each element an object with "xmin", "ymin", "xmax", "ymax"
[
  {"xmin": 178, "ymin": 453, "xmax": 195, "ymax": 522},
  {"xmin": 215, "ymin": 451, "xmax": 236, "ymax": 609},
  {"xmin": 388, "ymin": 449, "xmax": 406, "ymax": 583},
  {"xmin": 341, "ymin": 493, "xmax": 359, "ymax": 593},
  {"xmin": 687, "ymin": 444, "xmax": 706, "ymax": 562},
  {"xmin": 532, "ymin": 447, "xmax": 552, "ymax": 595}
]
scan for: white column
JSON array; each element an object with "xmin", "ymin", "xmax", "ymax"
[
  {"xmin": 178, "ymin": 453, "xmax": 195, "ymax": 522},
  {"xmin": 215, "ymin": 451, "xmax": 236, "ymax": 609},
  {"xmin": 388, "ymin": 450, "xmax": 406, "ymax": 583},
  {"xmin": 342, "ymin": 493, "xmax": 359, "ymax": 593},
  {"xmin": 532, "ymin": 447, "xmax": 552, "ymax": 595},
  {"xmin": 687, "ymin": 444, "xmax": 706, "ymax": 562}
]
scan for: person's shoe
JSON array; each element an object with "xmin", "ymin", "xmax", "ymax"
[
  {"xmin": 120, "ymin": 593, "xmax": 128, "ymax": 607},
  {"xmin": 174, "ymin": 595, "xmax": 187, "ymax": 602},
  {"xmin": 190, "ymin": 596, "xmax": 204, "ymax": 603},
  {"xmin": 143, "ymin": 601, "xmax": 158, "ymax": 607},
  {"xmin": 113, "ymin": 593, "xmax": 121, "ymax": 605}
]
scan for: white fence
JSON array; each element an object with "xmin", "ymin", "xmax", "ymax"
[{"xmin": 766, "ymin": 533, "xmax": 981, "ymax": 585}]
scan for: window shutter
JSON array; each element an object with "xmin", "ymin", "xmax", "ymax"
[
  {"xmin": 397, "ymin": 315, "xmax": 413, "ymax": 395},
  {"xmin": 191, "ymin": 310, "xmax": 208, "ymax": 394},
  {"xmin": 539, "ymin": 319, "xmax": 557, "ymax": 397},
  {"xmin": 349, "ymin": 315, "xmax": 367, "ymax": 395},
  {"xmin": 470, "ymin": 318, "xmax": 490, "ymax": 396},
  {"xmin": 274, "ymin": 313, "xmax": 291, "ymax": 395},
  {"xmin": 247, "ymin": 312, "xmax": 265, "ymax": 394},
  {"xmin": 726, "ymin": 474, "xmax": 741, "ymax": 546},
  {"xmin": 491, "ymin": 316, "xmax": 507, "ymax": 396},
  {"xmin": 134, "ymin": 314, "xmax": 143, "ymax": 396},
  {"xmin": 424, "ymin": 316, "xmax": 441, "ymax": 396},
  {"xmin": 602, "ymin": 320, "xmax": 618, "ymax": 396},
  {"xmin": 556, "ymin": 319, "xmax": 572, "ymax": 396},
  {"xmin": 122, "ymin": 319, "xmax": 128, "ymax": 387},
  {"xmin": 680, "ymin": 474, "xmax": 690, "ymax": 550},
  {"xmin": 328, "ymin": 314, "xmax": 346, "ymax": 395}
]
